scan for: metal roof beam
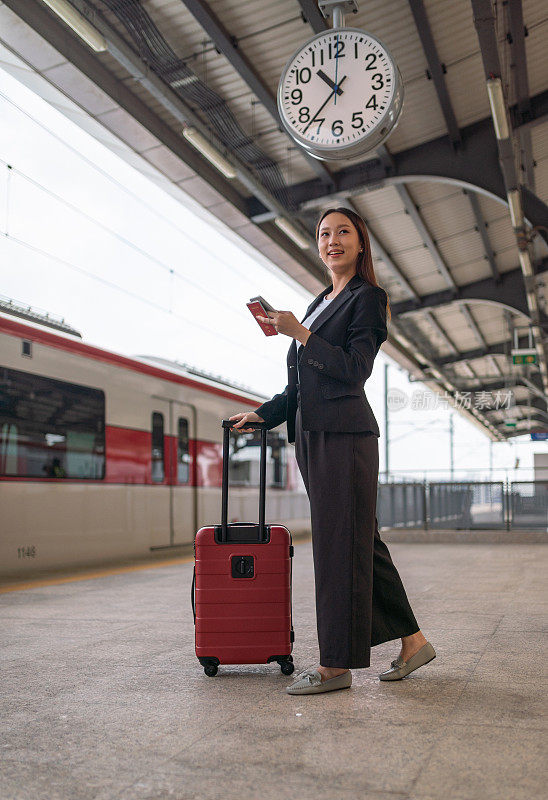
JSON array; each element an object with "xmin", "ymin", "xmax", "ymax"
[
  {"xmin": 485, "ymin": 401, "xmax": 548, "ymax": 422},
  {"xmin": 518, "ymin": 375, "xmax": 548, "ymax": 404},
  {"xmin": 392, "ymin": 258, "xmax": 548, "ymax": 321},
  {"xmin": 459, "ymin": 303, "xmax": 486, "ymax": 350},
  {"xmin": 375, "ymin": 144, "xmax": 457, "ymax": 292},
  {"xmin": 297, "ymin": 0, "xmax": 331, "ymax": 34},
  {"xmin": 472, "ymin": 0, "xmax": 548, "ymax": 391},
  {"xmin": 502, "ymin": 418, "xmax": 548, "ymax": 436},
  {"xmin": 512, "ymin": 88, "xmax": 548, "ymax": 132},
  {"xmin": 507, "ymin": 0, "xmax": 535, "ymax": 191},
  {"xmin": 438, "ymin": 336, "xmax": 536, "ymax": 366},
  {"xmin": 1, "ymin": 0, "xmax": 246, "ymax": 210},
  {"xmin": 424, "ymin": 310, "xmax": 459, "ymax": 354},
  {"xmin": 506, "ymin": 1, "xmax": 531, "ymax": 122},
  {"xmin": 366, "ymin": 226, "xmax": 420, "ymax": 301},
  {"xmin": 3, "ymin": 0, "xmax": 322, "ymax": 268},
  {"xmin": 178, "ymin": 0, "xmax": 335, "ymax": 188},
  {"xmin": 407, "ymin": 0, "xmax": 461, "ymax": 148},
  {"xmin": 465, "ymin": 189, "xmax": 500, "ymax": 282},
  {"xmin": 394, "ymin": 183, "xmax": 457, "ymax": 290},
  {"xmin": 275, "ymin": 93, "xmax": 548, "ymax": 246},
  {"xmin": 451, "ymin": 375, "xmax": 546, "ymax": 401},
  {"xmin": 471, "ymin": 0, "xmax": 518, "ymax": 193}
]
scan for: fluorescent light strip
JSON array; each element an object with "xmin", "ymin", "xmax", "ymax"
[
  {"xmin": 526, "ymin": 291, "xmax": 538, "ymax": 314},
  {"xmin": 518, "ymin": 249, "xmax": 534, "ymax": 277},
  {"xmin": 274, "ymin": 217, "xmax": 310, "ymax": 250},
  {"xmin": 507, "ymin": 190, "xmax": 523, "ymax": 228},
  {"xmin": 486, "ymin": 78, "xmax": 510, "ymax": 140},
  {"xmin": 41, "ymin": 0, "xmax": 107, "ymax": 51},
  {"xmin": 182, "ymin": 127, "xmax": 237, "ymax": 179}
]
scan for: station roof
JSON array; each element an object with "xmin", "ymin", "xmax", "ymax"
[{"xmin": 1, "ymin": 0, "xmax": 547, "ymax": 440}]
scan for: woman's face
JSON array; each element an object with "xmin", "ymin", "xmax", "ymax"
[{"xmin": 317, "ymin": 212, "xmax": 362, "ymax": 276}]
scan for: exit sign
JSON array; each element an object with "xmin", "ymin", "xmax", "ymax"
[{"xmin": 511, "ymin": 348, "xmax": 537, "ymax": 365}]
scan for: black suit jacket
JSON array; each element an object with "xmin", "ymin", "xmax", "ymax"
[{"xmin": 254, "ymin": 274, "xmax": 388, "ymax": 444}]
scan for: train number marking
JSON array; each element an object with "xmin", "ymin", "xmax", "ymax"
[{"xmin": 17, "ymin": 546, "xmax": 37, "ymax": 559}]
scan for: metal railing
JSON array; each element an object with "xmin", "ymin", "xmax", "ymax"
[
  {"xmin": 508, "ymin": 481, "xmax": 548, "ymax": 530},
  {"xmin": 377, "ymin": 480, "xmax": 548, "ymax": 531}
]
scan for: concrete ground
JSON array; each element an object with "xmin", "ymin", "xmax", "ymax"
[{"xmin": 1, "ymin": 537, "xmax": 547, "ymax": 800}]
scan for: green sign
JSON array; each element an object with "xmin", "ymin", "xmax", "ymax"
[{"xmin": 512, "ymin": 354, "xmax": 537, "ymax": 365}]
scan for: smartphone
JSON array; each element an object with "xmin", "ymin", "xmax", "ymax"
[{"xmin": 247, "ymin": 295, "xmax": 277, "ymax": 336}]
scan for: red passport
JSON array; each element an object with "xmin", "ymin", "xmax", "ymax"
[{"xmin": 247, "ymin": 296, "xmax": 277, "ymax": 336}]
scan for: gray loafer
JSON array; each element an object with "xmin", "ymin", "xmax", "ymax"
[
  {"xmin": 286, "ymin": 669, "xmax": 352, "ymax": 695},
  {"xmin": 379, "ymin": 642, "xmax": 436, "ymax": 681}
]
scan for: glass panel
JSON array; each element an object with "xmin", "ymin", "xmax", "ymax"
[
  {"xmin": 0, "ymin": 366, "xmax": 105, "ymax": 479},
  {"xmin": 228, "ymin": 429, "xmax": 285, "ymax": 488},
  {"xmin": 177, "ymin": 417, "xmax": 190, "ymax": 484},
  {"xmin": 151, "ymin": 412, "xmax": 164, "ymax": 483}
]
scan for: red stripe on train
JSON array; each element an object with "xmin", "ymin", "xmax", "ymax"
[{"xmin": 0, "ymin": 316, "xmax": 260, "ymax": 406}]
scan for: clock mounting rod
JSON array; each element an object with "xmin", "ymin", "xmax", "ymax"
[{"xmin": 318, "ymin": 0, "xmax": 359, "ymax": 29}]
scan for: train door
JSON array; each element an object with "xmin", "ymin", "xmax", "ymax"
[
  {"xmin": 150, "ymin": 398, "xmax": 197, "ymax": 549},
  {"xmin": 171, "ymin": 401, "xmax": 197, "ymax": 545}
]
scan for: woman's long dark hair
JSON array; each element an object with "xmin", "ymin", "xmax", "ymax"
[{"xmin": 315, "ymin": 207, "xmax": 391, "ymax": 323}]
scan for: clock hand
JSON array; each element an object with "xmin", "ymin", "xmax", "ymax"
[
  {"xmin": 302, "ymin": 74, "xmax": 347, "ymax": 135},
  {"xmin": 334, "ymin": 32, "xmax": 340, "ymax": 106},
  {"xmin": 317, "ymin": 69, "xmax": 344, "ymax": 96}
]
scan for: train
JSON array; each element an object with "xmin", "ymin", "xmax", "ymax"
[{"xmin": 0, "ymin": 305, "xmax": 310, "ymax": 579}]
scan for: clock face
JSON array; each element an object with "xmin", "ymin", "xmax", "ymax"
[{"xmin": 277, "ymin": 27, "xmax": 403, "ymax": 161}]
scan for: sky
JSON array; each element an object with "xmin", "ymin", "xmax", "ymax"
[{"xmin": 0, "ymin": 59, "xmax": 545, "ymax": 482}]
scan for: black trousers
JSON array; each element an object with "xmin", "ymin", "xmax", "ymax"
[{"xmin": 294, "ymin": 402, "xmax": 420, "ymax": 668}]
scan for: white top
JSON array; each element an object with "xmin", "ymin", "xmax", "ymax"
[{"xmin": 294, "ymin": 294, "xmax": 334, "ymax": 350}]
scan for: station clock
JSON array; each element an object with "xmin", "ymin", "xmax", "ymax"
[{"xmin": 277, "ymin": 26, "xmax": 404, "ymax": 162}]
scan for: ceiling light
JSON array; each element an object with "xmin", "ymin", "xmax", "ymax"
[
  {"xmin": 40, "ymin": 0, "xmax": 107, "ymax": 51},
  {"xmin": 507, "ymin": 190, "xmax": 523, "ymax": 228},
  {"xmin": 486, "ymin": 78, "xmax": 510, "ymax": 139},
  {"xmin": 526, "ymin": 291, "xmax": 538, "ymax": 315},
  {"xmin": 518, "ymin": 248, "xmax": 534, "ymax": 277},
  {"xmin": 274, "ymin": 217, "xmax": 310, "ymax": 250},
  {"xmin": 182, "ymin": 127, "xmax": 237, "ymax": 179}
]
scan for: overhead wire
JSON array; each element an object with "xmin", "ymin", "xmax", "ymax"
[
  {"xmin": 0, "ymin": 157, "xmax": 260, "ymax": 326},
  {"xmin": 0, "ymin": 88, "xmax": 307, "ymax": 293},
  {"xmin": 0, "ymin": 82, "xmax": 314, "ymax": 384},
  {"xmin": 0, "ymin": 227, "xmax": 282, "ymax": 370}
]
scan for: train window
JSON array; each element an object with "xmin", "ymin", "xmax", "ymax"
[
  {"xmin": 0, "ymin": 366, "xmax": 105, "ymax": 479},
  {"xmin": 151, "ymin": 412, "xmax": 165, "ymax": 483},
  {"xmin": 177, "ymin": 417, "xmax": 190, "ymax": 484},
  {"xmin": 229, "ymin": 429, "xmax": 286, "ymax": 488}
]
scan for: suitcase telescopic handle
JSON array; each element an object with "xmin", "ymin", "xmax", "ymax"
[{"xmin": 221, "ymin": 419, "xmax": 270, "ymax": 543}]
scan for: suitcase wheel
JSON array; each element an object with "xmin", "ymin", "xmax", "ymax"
[
  {"xmin": 277, "ymin": 655, "xmax": 294, "ymax": 675},
  {"xmin": 204, "ymin": 663, "xmax": 218, "ymax": 677}
]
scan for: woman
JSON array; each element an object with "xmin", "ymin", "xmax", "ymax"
[{"xmin": 229, "ymin": 208, "xmax": 436, "ymax": 695}]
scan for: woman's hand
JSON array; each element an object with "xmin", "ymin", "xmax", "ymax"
[
  {"xmin": 257, "ymin": 311, "xmax": 310, "ymax": 344},
  {"xmin": 229, "ymin": 411, "xmax": 265, "ymax": 433}
]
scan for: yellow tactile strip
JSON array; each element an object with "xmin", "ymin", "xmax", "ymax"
[
  {"xmin": 0, "ymin": 534, "xmax": 311, "ymax": 595},
  {"xmin": 0, "ymin": 556, "xmax": 194, "ymax": 594}
]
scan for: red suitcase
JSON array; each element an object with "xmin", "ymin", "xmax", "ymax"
[{"xmin": 191, "ymin": 419, "xmax": 295, "ymax": 677}]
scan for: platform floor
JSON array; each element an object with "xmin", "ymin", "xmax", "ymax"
[{"xmin": 1, "ymin": 538, "xmax": 547, "ymax": 800}]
